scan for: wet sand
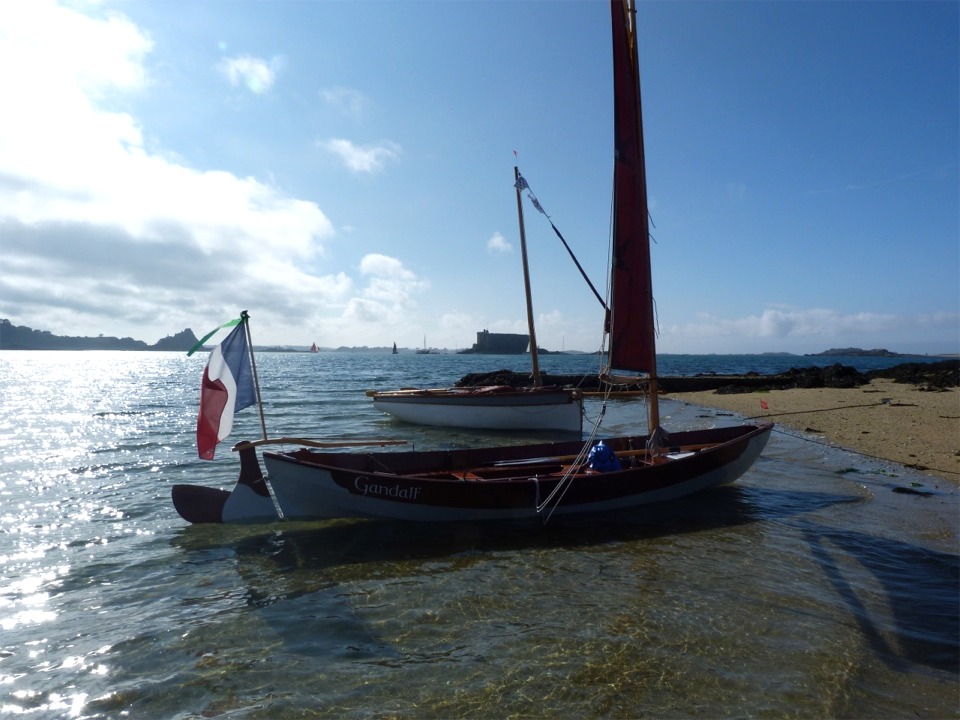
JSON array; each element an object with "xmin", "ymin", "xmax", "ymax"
[{"xmin": 668, "ymin": 378, "xmax": 960, "ymax": 483}]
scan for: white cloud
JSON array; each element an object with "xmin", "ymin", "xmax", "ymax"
[
  {"xmin": 661, "ymin": 306, "xmax": 960, "ymax": 354},
  {"xmin": 359, "ymin": 254, "xmax": 410, "ymax": 278},
  {"xmin": 487, "ymin": 232, "xmax": 512, "ymax": 253},
  {"xmin": 218, "ymin": 55, "xmax": 281, "ymax": 94},
  {"xmin": 0, "ymin": 2, "xmax": 151, "ymax": 194},
  {"xmin": 359, "ymin": 253, "xmax": 428, "ymax": 303},
  {"xmin": 671, "ymin": 307, "xmax": 900, "ymax": 341},
  {"xmin": 321, "ymin": 86, "xmax": 368, "ymax": 117},
  {"xmin": 312, "ymin": 254, "xmax": 427, "ymax": 344},
  {"xmin": 0, "ymin": 2, "xmax": 152, "ymax": 98},
  {"xmin": 436, "ymin": 312, "xmax": 481, "ymax": 350},
  {"xmin": 319, "ymin": 138, "xmax": 401, "ymax": 174},
  {"xmin": 0, "ymin": 1, "xmax": 350, "ymax": 344}
]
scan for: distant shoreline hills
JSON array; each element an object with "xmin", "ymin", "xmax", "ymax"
[
  {"xmin": 0, "ymin": 319, "xmax": 201, "ymax": 351},
  {"xmin": 0, "ymin": 320, "xmax": 949, "ymax": 357}
]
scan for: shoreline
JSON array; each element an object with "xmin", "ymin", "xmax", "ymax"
[{"xmin": 666, "ymin": 378, "xmax": 960, "ymax": 484}]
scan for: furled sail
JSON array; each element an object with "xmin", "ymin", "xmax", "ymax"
[{"xmin": 607, "ymin": 0, "xmax": 656, "ymax": 376}]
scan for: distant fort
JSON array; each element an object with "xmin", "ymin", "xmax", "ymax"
[{"xmin": 458, "ymin": 330, "xmax": 529, "ymax": 355}]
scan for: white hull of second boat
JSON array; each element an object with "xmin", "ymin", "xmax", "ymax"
[{"xmin": 371, "ymin": 388, "xmax": 583, "ymax": 433}]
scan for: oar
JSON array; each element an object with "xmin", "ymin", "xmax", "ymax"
[
  {"xmin": 365, "ymin": 388, "xmax": 452, "ymax": 396},
  {"xmin": 232, "ymin": 437, "xmax": 408, "ymax": 451},
  {"xmin": 491, "ymin": 442, "xmax": 718, "ymax": 467}
]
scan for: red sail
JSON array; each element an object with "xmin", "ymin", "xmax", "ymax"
[{"xmin": 608, "ymin": 0, "xmax": 656, "ymax": 375}]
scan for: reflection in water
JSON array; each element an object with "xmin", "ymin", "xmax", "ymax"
[
  {"xmin": 174, "ymin": 485, "xmax": 865, "ymax": 584},
  {"xmin": 154, "ymin": 482, "xmax": 959, "ymax": 718},
  {"xmin": 802, "ymin": 521, "xmax": 959, "ymax": 674}
]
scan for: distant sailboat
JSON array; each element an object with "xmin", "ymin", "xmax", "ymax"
[
  {"xmin": 415, "ymin": 336, "xmax": 435, "ymax": 355},
  {"xmin": 309, "ymin": 342, "xmax": 318, "ymax": 353},
  {"xmin": 392, "ymin": 342, "xmax": 398, "ymax": 355}
]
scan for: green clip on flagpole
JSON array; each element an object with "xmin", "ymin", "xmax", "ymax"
[{"xmin": 187, "ymin": 317, "xmax": 243, "ymax": 357}]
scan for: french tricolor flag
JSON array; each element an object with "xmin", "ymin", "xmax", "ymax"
[{"xmin": 196, "ymin": 322, "xmax": 256, "ymax": 459}]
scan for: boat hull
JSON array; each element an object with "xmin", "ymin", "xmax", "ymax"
[
  {"xmin": 262, "ymin": 424, "xmax": 772, "ymax": 523},
  {"xmin": 370, "ymin": 387, "xmax": 583, "ymax": 432}
]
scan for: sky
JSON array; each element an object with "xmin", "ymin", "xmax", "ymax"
[{"xmin": 0, "ymin": 0, "xmax": 957, "ymax": 355}]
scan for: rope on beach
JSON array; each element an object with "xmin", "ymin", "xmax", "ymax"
[
  {"xmin": 767, "ymin": 425, "xmax": 959, "ymax": 478},
  {"xmin": 744, "ymin": 400, "xmax": 891, "ymax": 420}
]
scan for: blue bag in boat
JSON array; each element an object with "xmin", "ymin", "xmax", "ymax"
[{"xmin": 588, "ymin": 441, "xmax": 621, "ymax": 472}]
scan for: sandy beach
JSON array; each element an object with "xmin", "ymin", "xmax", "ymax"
[{"xmin": 668, "ymin": 378, "xmax": 960, "ymax": 483}]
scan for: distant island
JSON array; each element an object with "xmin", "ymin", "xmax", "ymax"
[
  {"xmin": 0, "ymin": 319, "xmax": 200, "ymax": 351},
  {"xmin": 805, "ymin": 347, "xmax": 905, "ymax": 357}
]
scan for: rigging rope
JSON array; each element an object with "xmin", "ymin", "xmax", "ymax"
[
  {"xmin": 535, "ymin": 374, "xmax": 661, "ymax": 524},
  {"xmin": 536, "ymin": 401, "xmax": 608, "ymax": 523},
  {"xmin": 515, "ymin": 170, "xmax": 608, "ymax": 311}
]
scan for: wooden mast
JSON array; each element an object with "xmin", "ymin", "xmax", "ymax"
[
  {"xmin": 627, "ymin": 0, "xmax": 659, "ymax": 432},
  {"xmin": 514, "ymin": 165, "xmax": 542, "ymax": 387}
]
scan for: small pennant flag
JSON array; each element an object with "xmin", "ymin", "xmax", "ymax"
[
  {"xmin": 529, "ymin": 194, "xmax": 546, "ymax": 215},
  {"xmin": 514, "ymin": 175, "xmax": 529, "ymax": 191},
  {"xmin": 196, "ymin": 321, "xmax": 257, "ymax": 459},
  {"xmin": 760, "ymin": 399, "xmax": 769, "ymax": 411}
]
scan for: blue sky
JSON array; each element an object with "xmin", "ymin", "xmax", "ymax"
[{"xmin": 0, "ymin": 0, "xmax": 957, "ymax": 355}]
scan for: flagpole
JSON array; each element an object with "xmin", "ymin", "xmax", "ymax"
[{"xmin": 240, "ymin": 310, "xmax": 269, "ymax": 441}]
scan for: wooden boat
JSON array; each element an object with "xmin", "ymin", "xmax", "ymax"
[
  {"xmin": 367, "ymin": 384, "xmax": 583, "ymax": 432},
  {"xmin": 368, "ymin": 166, "xmax": 584, "ymax": 432},
  {"xmin": 172, "ymin": 0, "xmax": 771, "ymax": 525},
  {"xmin": 376, "ymin": 176, "xmax": 585, "ymax": 432}
]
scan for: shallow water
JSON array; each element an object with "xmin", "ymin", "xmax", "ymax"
[{"xmin": 1, "ymin": 351, "xmax": 956, "ymax": 718}]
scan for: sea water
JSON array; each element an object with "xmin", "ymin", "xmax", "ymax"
[{"xmin": 0, "ymin": 351, "xmax": 956, "ymax": 718}]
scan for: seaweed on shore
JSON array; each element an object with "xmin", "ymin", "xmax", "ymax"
[
  {"xmin": 455, "ymin": 360, "xmax": 960, "ymax": 394},
  {"xmin": 865, "ymin": 360, "xmax": 959, "ymax": 389}
]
